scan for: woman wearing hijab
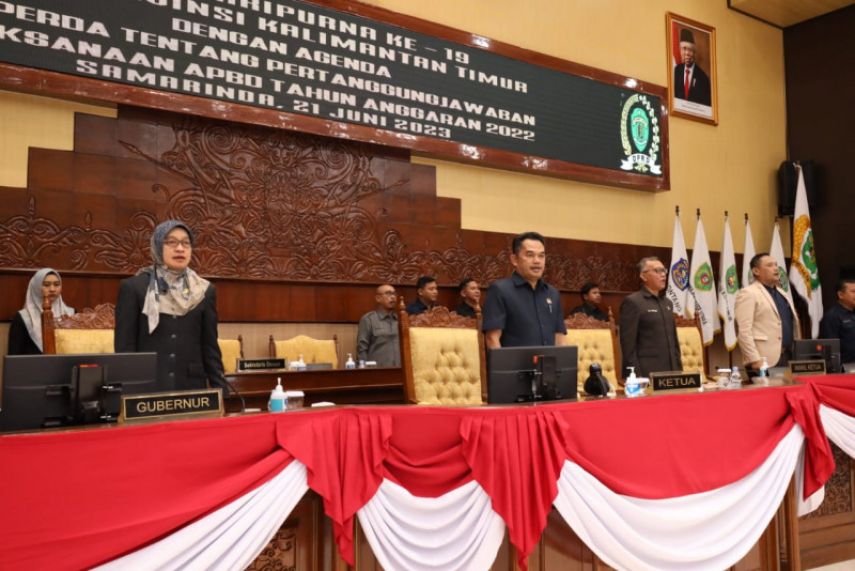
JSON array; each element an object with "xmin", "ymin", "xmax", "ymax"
[
  {"xmin": 114, "ymin": 220, "xmax": 227, "ymax": 392},
  {"xmin": 8, "ymin": 268, "xmax": 75, "ymax": 355}
]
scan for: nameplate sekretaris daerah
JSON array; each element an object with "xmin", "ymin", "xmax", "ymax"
[
  {"xmin": 649, "ymin": 371, "xmax": 702, "ymax": 392},
  {"xmin": 238, "ymin": 358, "xmax": 287, "ymax": 371},
  {"xmin": 119, "ymin": 389, "xmax": 223, "ymax": 424}
]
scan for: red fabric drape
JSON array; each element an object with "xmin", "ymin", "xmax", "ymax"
[
  {"xmin": 0, "ymin": 414, "xmax": 293, "ymax": 570},
  {"xmin": 799, "ymin": 374, "xmax": 855, "ymax": 416},
  {"xmin": 0, "ymin": 384, "xmax": 837, "ymax": 571}
]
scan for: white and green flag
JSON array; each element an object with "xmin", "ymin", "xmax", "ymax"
[
  {"xmin": 770, "ymin": 221, "xmax": 794, "ymax": 308},
  {"xmin": 688, "ymin": 214, "xmax": 719, "ymax": 345},
  {"xmin": 717, "ymin": 214, "xmax": 739, "ymax": 350},
  {"xmin": 788, "ymin": 165, "xmax": 823, "ymax": 338},
  {"xmin": 666, "ymin": 211, "xmax": 690, "ymax": 317},
  {"xmin": 742, "ymin": 215, "xmax": 756, "ymax": 288}
]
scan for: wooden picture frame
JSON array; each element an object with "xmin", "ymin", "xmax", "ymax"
[{"xmin": 666, "ymin": 13, "xmax": 718, "ymax": 125}]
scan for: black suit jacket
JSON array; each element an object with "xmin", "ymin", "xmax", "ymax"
[
  {"xmin": 674, "ymin": 63, "xmax": 712, "ymax": 106},
  {"xmin": 114, "ymin": 273, "xmax": 226, "ymax": 392},
  {"xmin": 619, "ymin": 289, "xmax": 682, "ymax": 377}
]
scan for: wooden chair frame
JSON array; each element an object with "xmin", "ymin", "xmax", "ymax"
[
  {"xmin": 42, "ymin": 300, "xmax": 115, "ymax": 355},
  {"xmin": 564, "ymin": 306, "xmax": 622, "ymax": 385},
  {"xmin": 398, "ymin": 297, "xmax": 487, "ymax": 404}
]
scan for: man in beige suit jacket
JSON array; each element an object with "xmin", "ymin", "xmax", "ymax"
[{"xmin": 735, "ymin": 253, "xmax": 801, "ymax": 372}]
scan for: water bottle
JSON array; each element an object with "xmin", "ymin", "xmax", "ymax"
[
  {"xmin": 729, "ymin": 366, "xmax": 743, "ymax": 388},
  {"xmin": 758, "ymin": 357, "xmax": 770, "ymax": 381},
  {"xmin": 625, "ymin": 367, "xmax": 640, "ymax": 397},
  {"xmin": 268, "ymin": 377, "xmax": 287, "ymax": 413},
  {"xmin": 345, "ymin": 353, "xmax": 356, "ymax": 369}
]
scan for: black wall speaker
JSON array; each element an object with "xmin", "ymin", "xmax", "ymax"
[{"xmin": 778, "ymin": 160, "xmax": 817, "ymax": 216}]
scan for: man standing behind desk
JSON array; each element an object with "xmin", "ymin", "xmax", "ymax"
[
  {"xmin": 483, "ymin": 231, "xmax": 566, "ymax": 348},
  {"xmin": 356, "ymin": 284, "xmax": 401, "ymax": 367},
  {"xmin": 820, "ymin": 278, "xmax": 855, "ymax": 364},
  {"xmin": 735, "ymin": 253, "xmax": 800, "ymax": 374},
  {"xmin": 619, "ymin": 257, "xmax": 682, "ymax": 377}
]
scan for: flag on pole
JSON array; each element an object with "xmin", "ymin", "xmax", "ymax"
[
  {"xmin": 788, "ymin": 164, "xmax": 823, "ymax": 338},
  {"xmin": 665, "ymin": 209, "xmax": 690, "ymax": 317},
  {"xmin": 742, "ymin": 214, "xmax": 756, "ymax": 289},
  {"xmin": 770, "ymin": 220, "xmax": 795, "ymax": 308},
  {"xmin": 688, "ymin": 212, "xmax": 719, "ymax": 345},
  {"xmin": 718, "ymin": 213, "xmax": 739, "ymax": 350}
]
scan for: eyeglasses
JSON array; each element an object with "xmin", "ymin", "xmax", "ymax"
[
  {"xmin": 164, "ymin": 239, "xmax": 192, "ymax": 249},
  {"xmin": 644, "ymin": 267, "xmax": 667, "ymax": 274},
  {"xmin": 379, "ymin": 291, "xmax": 397, "ymax": 296}
]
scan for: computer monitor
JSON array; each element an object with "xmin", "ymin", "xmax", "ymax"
[
  {"xmin": 792, "ymin": 339, "xmax": 842, "ymax": 374},
  {"xmin": 0, "ymin": 352, "xmax": 159, "ymax": 432},
  {"xmin": 487, "ymin": 345, "xmax": 578, "ymax": 404}
]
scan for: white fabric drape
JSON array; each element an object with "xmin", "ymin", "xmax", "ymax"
[
  {"xmin": 97, "ymin": 461, "xmax": 308, "ymax": 571},
  {"xmin": 820, "ymin": 404, "xmax": 855, "ymax": 458},
  {"xmin": 357, "ymin": 479, "xmax": 505, "ymax": 571},
  {"xmin": 553, "ymin": 426, "xmax": 806, "ymax": 571}
]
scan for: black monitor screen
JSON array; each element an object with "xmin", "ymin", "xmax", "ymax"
[
  {"xmin": 793, "ymin": 339, "xmax": 842, "ymax": 374},
  {"xmin": 0, "ymin": 352, "xmax": 159, "ymax": 432},
  {"xmin": 487, "ymin": 345, "xmax": 578, "ymax": 404}
]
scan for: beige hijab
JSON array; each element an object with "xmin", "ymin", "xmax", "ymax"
[{"xmin": 140, "ymin": 221, "xmax": 209, "ymax": 333}]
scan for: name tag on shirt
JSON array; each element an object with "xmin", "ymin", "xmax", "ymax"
[{"xmin": 647, "ymin": 309, "xmax": 659, "ymax": 313}]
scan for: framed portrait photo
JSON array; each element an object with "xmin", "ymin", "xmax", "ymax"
[{"xmin": 666, "ymin": 13, "xmax": 718, "ymax": 125}]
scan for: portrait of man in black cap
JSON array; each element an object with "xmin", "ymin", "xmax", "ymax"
[{"xmin": 673, "ymin": 28, "xmax": 712, "ymax": 106}]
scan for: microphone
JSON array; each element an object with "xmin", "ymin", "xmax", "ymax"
[
  {"xmin": 584, "ymin": 363, "xmax": 611, "ymax": 397},
  {"xmin": 219, "ymin": 376, "xmax": 246, "ymax": 414}
]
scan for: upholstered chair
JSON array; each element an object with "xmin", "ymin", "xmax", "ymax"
[
  {"xmin": 44, "ymin": 303, "xmax": 116, "ymax": 355},
  {"xmin": 217, "ymin": 335, "xmax": 244, "ymax": 374},
  {"xmin": 675, "ymin": 314, "xmax": 708, "ymax": 377},
  {"xmin": 398, "ymin": 299, "xmax": 485, "ymax": 405},
  {"xmin": 560, "ymin": 309, "xmax": 620, "ymax": 395},
  {"xmin": 269, "ymin": 334, "xmax": 339, "ymax": 368}
]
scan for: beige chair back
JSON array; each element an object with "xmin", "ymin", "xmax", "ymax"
[
  {"xmin": 675, "ymin": 314, "xmax": 707, "ymax": 377},
  {"xmin": 218, "ymin": 335, "xmax": 244, "ymax": 374},
  {"xmin": 44, "ymin": 303, "xmax": 116, "ymax": 355},
  {"xmin": 560, "ymin": 309, "xmax": 620, "ymax": 395},
  {"xmin": 399, "ymin": 300, "xmax": 485, "ymax": 405},
  {"xmin": 269, "ymin": 334, "xmax": 339, "ymax": 368}
]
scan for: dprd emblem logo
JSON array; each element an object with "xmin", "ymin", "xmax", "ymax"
[
  {"xmin": 620, "ymin": 94, "xmax": 661, "ymax": 175},
  {"xmin": 693, "ymin": 262, "xmax": 714, "ymax": 292},
  {"xmin": 725, "ymin": 266, "xmax": 739, "ymax": 294},
  {"xmin": 792, "ymin": 215, "xmax": 820, "ymax": 295},
  {"xmin": 671, "ymin": 258, "xmax": 689, "ymax": 291}
]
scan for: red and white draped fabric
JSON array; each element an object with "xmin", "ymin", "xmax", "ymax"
[
  {"xmin": 802, "ymin": 375, "xmax": 855, "ymax": 458},
  {"xmin": 0, "ymin": 384, "xmax": 841, "ymax": 571}
]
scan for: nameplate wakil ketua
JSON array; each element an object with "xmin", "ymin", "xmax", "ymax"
[
  {"xmin": 649, "ymin": 371, "xmax": 703, "ymax": 392},
  {"xmin": 788, "ymin": 359, "xmax": 826, "ymax": 377},
  {"xmin": 238, "ymin": 358, "xmax": 287, "ymax": 371},
  {"xmin": 119, "ymin": 389, "xmax": 223, "ymax": 424}
]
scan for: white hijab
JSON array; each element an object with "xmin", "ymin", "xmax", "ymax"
[{"xmin": 19, "ymin": 268, "xmax": 74, "ymax": 351}]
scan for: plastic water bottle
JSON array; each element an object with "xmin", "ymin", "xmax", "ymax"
[
  {"xmin": 625, "ymin": 367, "xmax": 640, "ymax": 397},
  {"xmin": 758, "ymin": 357, "xmax": 770, "ymax": 382},
  {"xmin": 268, "ymin": 377, "xmax": 287, "ymax": 413},
  {"xmin": 345, "ymin": 353, "xmax": 356, "ymax": 369},
  {"xmin": 729, "ymin": 366, "xmax": 743, "ymax": 388}
]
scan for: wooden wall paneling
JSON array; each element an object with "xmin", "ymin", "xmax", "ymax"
[{"xmin": 3, "ymin": 104, "xmax": 689, "ymax": 329}]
